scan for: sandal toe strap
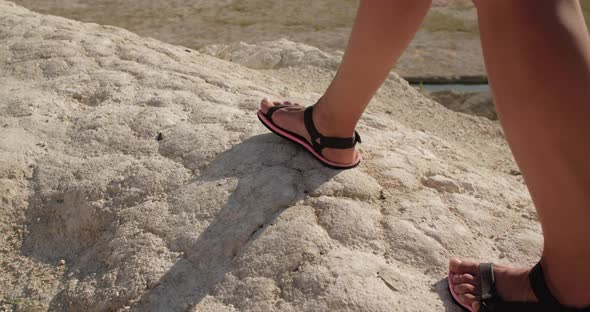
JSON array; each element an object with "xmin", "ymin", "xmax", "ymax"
[
  {"xmin": 480, "ymin": 263, "xmax": 497, "ymax": 301},
  {"xmin": 479, "ymin": 263, "xmax": 505, "ymax": 312},
  {"xmin": 266, "ymin": 104, "xmax": 291, "ymax": 120}
]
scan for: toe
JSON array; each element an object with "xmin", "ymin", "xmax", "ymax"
[
  {"xmin": 453, "ymin": 273, "xmax": 477, "ymax": 286},
  {"xmin": 288, "ymin": 101, "xmax": 304, "ymax": 107},
  {"xmin": 454, "ymin": 283, "xmax": 477, "ymax": 295},
  {"xmin": 260, "ymin": 98, "xmax": 276, "ymax": 114},
  {"xmin": 260, "ymin": 98, "xmax": 301, "ymax": 114},
  {"xmin": 459, "ymin": 293, "xmax": 480, "ymax": 307},
  {"xmin": 449, "ymin": 258, "xmax": 479, "ymax": 275}
]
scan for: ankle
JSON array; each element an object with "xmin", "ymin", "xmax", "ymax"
[
  {"xmin": 493, "ymin": 266, "xmax": 536, "ymax": 302},
  {"xmin": 544, "ymin": 273, "xmax": 590, "ymax": 307},
  {"xmin": 312, "ymin": 100, "xmax": 358, "ymax": 138},
  {"xmin": 542, "ymin": 258, "xmax": 590, "ymax": 307},
  {"xmin": 550, "ymin": 284, "xmax": 590, "ymax": 307}
]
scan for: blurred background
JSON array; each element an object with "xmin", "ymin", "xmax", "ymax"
[{"xmin": 12, "ymin": 0, "xmax": 590, "ymax": 120}]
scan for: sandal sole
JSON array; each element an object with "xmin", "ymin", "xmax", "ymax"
[{"xmin": 257, "ymin": 110, "xmax": 361, "ymax": 170}]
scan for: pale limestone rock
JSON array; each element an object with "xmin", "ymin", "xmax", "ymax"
[
  {"xmin": 383, "ymin": 168, "xmax": 422, "ymax": 190},
  {"xmin": 202, "ymin": 39, "xmax": 341, "ymax": 70},
  {"xmin": 311, "ymin": 196, "xmax": 383, "ymax": 249},
  {"xmin": 427, "ymin": 90, "xmax": 497, "ymax": 120},
  {"xmin": 422, "ymin": 174, "xmax": 461, "ymax": 193},
  {"xmin": 0, "ymin": 2, "xmax": 538, "ymax": 311}
]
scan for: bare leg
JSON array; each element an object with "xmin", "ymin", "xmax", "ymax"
[
  {"xmin": 451, "ymin": 0, "xmax": 590, "ymax": 309},
  {"xmin": 260, "ymin": 0, "xmax": 431, "ymax": 164}
]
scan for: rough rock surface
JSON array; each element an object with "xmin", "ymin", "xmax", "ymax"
[
  {"xmin": 425, "ymin": 90, "xmax": 497, "ymax": 120},
  {"xmin": 202, "ymin": 40, "xmax": 342, "ymax": 71},
  {"xmin": 0, "ymin": 2, "xmax": 540, "ymax": 311}
]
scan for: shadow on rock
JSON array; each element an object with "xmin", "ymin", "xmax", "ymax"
[
  {"xmin": 433, "ymin": 277, "xmax": 465, "ymax": 312},
  {"xmin": 133, "ymin": 134, "xmax": 340, "ymax": 311}
]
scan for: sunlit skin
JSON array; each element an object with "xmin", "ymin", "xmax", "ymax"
[
  {"xmin": 454, "ymin": 0, "xmax": 590, "ymax": 309},
  {"xmin": 261, "ymin": 0, "xmax": 590, "ymax": 309},
  {"xmin": 260, "ymin": 0, "xmax": 431, "ymax": 165}
]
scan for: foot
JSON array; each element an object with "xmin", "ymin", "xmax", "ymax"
[
  {"xmin": 449, "ymin": 258, "xmax": 538, "ymax": 311},
  {"xmin": 259, "ymin": 98, "xmax": 359, "ymax": 165}
]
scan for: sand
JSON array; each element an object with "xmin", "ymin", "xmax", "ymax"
[{"xmin": 0, "ymin": 1, "xmax": 541, "ymax": 311}]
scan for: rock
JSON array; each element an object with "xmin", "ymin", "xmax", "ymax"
[
  {"xmin": 427, "ymin": 90, "xmax": 497, "ymax": 120},
  {"xmin": 462, "ymin": 92, "xmax": 497, "ymax": 120},
  {"xmin": 422, "ymin": 174, "xmax": 461, "ymax": 193},
  {"xmin": 510, "ymin": 169, "xmax": 522, "ymax": 176},
  {"xmin": 0, "ymin": 2, "xmax": 538, "ymax": 311},
  {"xmin": 383, "ymin": 168, "xmax": 422, "ymax": 190},
  {"xmin": 202, "ymin": 39, "xmax": 341, "ymax": 70}
]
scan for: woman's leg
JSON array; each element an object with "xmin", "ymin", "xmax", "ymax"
[
  {"xmin": 260, "ymin": 0, "xmax": 431, "ymax": 164},
  {"xmin": 451, "ymin": 0, "xmax": 590, "ymax": 309}
]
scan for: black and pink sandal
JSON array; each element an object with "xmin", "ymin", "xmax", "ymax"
[
  {"xmin": 449, "ymin": 262, "xmax": 590, "ymax": 312},
  {"xmin": 257, "ymin": 104, "xmax": 361, "ymax": 170}
]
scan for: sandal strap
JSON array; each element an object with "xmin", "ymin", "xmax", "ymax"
[
  {"xmin": 480, "ymin": 263, "xmax": 497, "ymax": 302},
  {"xmin": 528, "ymin": 262, "xmax": 580, "ymax": 310},
  {"xmin": 303, "ymin": 106, "xmax": 361, "ymax": 154},
  {"xmin": 476, "ymin": 262, "xmax": 590, "ymax": 312},
  {"xmin": 320, "ymin": 132, "xmax": 362, "ymax": 149},
  {"xmin": 266, "ymin": 104, "xmax": 291, "ymax": 120}
]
